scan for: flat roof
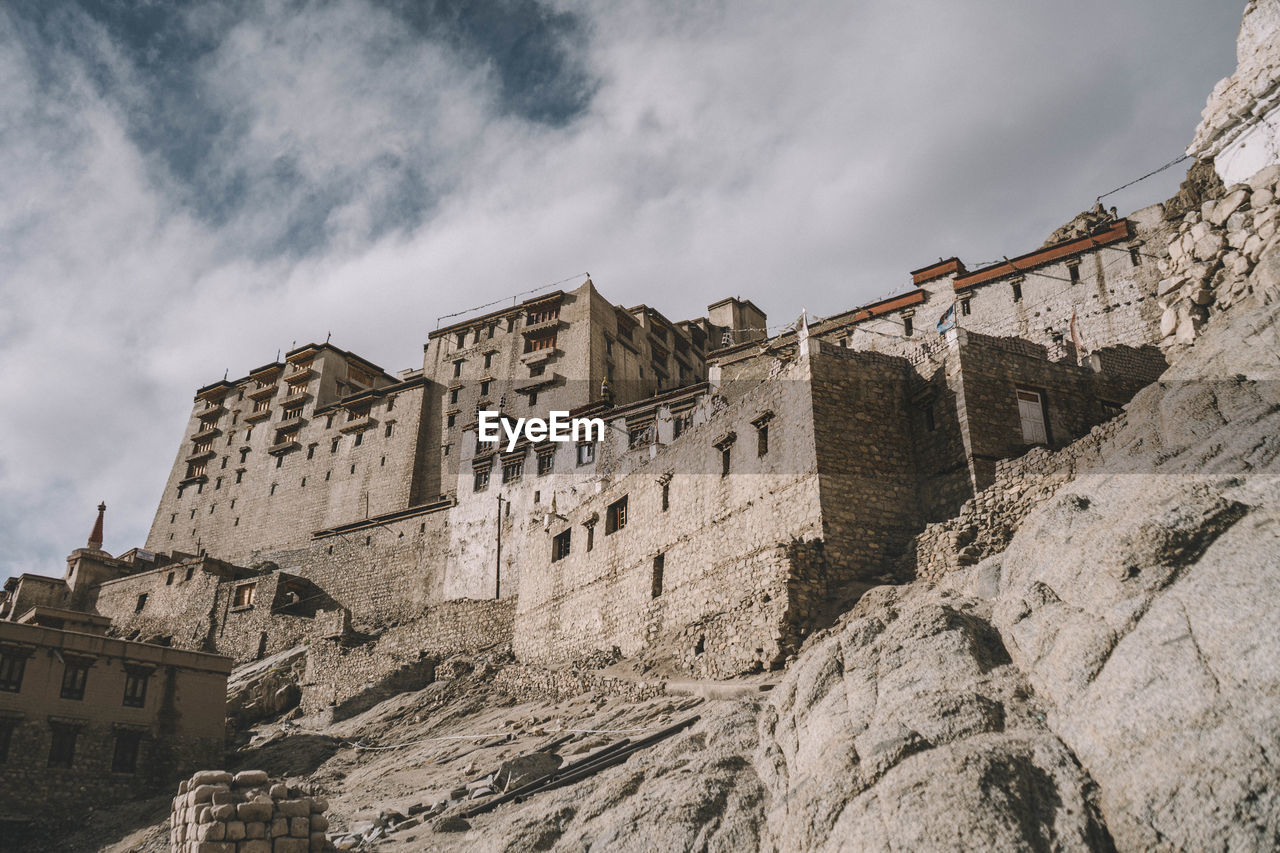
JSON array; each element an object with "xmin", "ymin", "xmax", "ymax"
[
  {"xmin": 954, "ymin": 220, "xmax": 1132, "ymax": 291},
  {"xmin": 0, "ymin": 620, "xmax": 233, "ymax": 675}
]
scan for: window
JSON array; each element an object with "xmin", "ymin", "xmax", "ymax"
[
  {"xmin": 48, "ymin": 723, "xmax": 78, "ymax": 768},
  {"xmin": 960, "ymin": 297, "xmax": 972, "ymax": 317},
  {"xmin": 234, "ymin": 583, "xmax": 256, "ymax": 608},
  {"xmin": 753, "ymin": 414, "xmax": 773, "ymax": 456},
  {"xmin": 503, "ymin": 458, "xmax": 524, "ymax": 483},
  {"xmin": 474, "ymin": 466, "xmax": 491, "ymax": 492},
  {"xmin": 525, "ymin": 332, "xmax": 557, "ymax": 353},
  {"xmin": 61, "ymin": 660, "xmax": 90, "ymax": 700},
  {"xmin": 111, "ymin": 731, "xmax": 141, "ymax": 774},
  {"xmin": 902, "ymin": 313, "xmax": 914, "ymax": 337},
  {"xmin": 0, "ymin": 650, "xmax": 28, "ymax": 692},
  {"xmin": 165, "ymin": 572, "xmax": 174, "ymax": 586},
  {"xmin": 385, "ymin": 423, "xmax": 394, "ymax": 438},
  {"xmin": 1067, "ymin": 260, "xmax": 1081, "ymax": 283},
  {"xmin": 446, "ymin": 413, "xmax": 456, "ymax": 428},
  {"xmin": 186, "ymin": 461, "xmax": 206, "ymax": 480},
  {"xmin": 1017, "ymin": 388, "xmax": 1049, "ymax": 445},
  {"xmin": 354, "ymin": 432, "xmax": 363, "ymax": 447},
  {"xmin": 0, "ymin": 720, "xmax": 13, "ymax": 763},
  {"xmin": 651, "ymin": 554, "xmax": 665, "ymax": 598},
  {"xmin": 449, "ymin": 387, "xmax": 460, "ymax": 404},
  {"xmin": 576, "ymin": 442, "xmax": 595, "ymax": 466},
  {"xmin": 527, "ymin": 304, "xmax": 560, "ymax": 325},
  {"xmin": 286, "ymin": 380, "xmax": 308, "ymax": 397},
  {"xmin": 924, "ymin": 402, "xmax": 936, "ymax": 432},
  {"xmin": 185, "ymin": 567, "xmax": 194, "ymax": 581},
  {"xmin": 331, "ymin": 437, "xmax": 340, "ymax": 454},
  {"xmin": 193, "ymin": 438, "xmax": 213, "ymax": 455},
  {"xmin": 605, "ymin": 336, "xmax": 614, "ymax": 356},
  {"xmin": 1011, "ymin": 280, "xmax": 1023, "ymax": 302},
  {"xmin": 585, "ymin": 522, "xmax": 595, "ymax": 552},
  {"xmin": 529, "ymin": 363, "xmax": 545, "ymax": 377},
  {"xmin": 629, "ymin": 423, "xmax": 653, "ymax": 449},
  {"xmin": 507, "ymin": 316, "xmax": 516, "ymax": 332},
  {"xmin": 605, "ymin": 496, "xmax": 628, "ymax": 535},
  {"xmin": 220, "ymin": 455, "xmax": 229, "ymax": 468},
  {"xmin": 537, "ymin": 450, "xmax": 555, "ymax": 476},
  {"xmin": 135, "ymin": 594, "xmax": 147, "ymax": 613},
  {"xmin": 235, "ymin": 470, "xmax": 244, "ymax": 484},
  {"xmin": 253, "ymin": 398, "xmax": 270, "ymax": 413},
  {"xmin": 1129, "ymin": 246, "xmax": 1142, "ymax": 267},
  {"xmin": 456, "ymin": 332, "xmax": 467, "ymax": 349},
  {"xmin": 479, "ymin": 380, "xmax": 491, "ymax": 397},
  {"xmin": 721, "ymin": 446, "xmax": 732, "ymax": 476},
  {"xmin": 672, "ymin": 410, "xmax": 693, "ymax": 439},
  {"xmin": 662, "ymin": 481, "xmax": 670, "ymax": 512},
  {"xmin": 484, "ymin": 352, "xmax": 494, "ymax": 369},
  {"xmin": 240, "ymin": 448, "xmax": 249, "ymax": 464},
  {"xmin": 123, "ymin": 669, "xmax": 149, "ymax": 708},
  {"xmin": 552, "ymin": 529, "xmax": 572, "ymax": 562},
  {"xmin": 453, "ymin": 360, "xmax": 463, "ymax": 377}
]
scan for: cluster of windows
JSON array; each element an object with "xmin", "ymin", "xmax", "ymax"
[{"xmin": 0, "ymin": 649, "xmax": 150, "ymax": 712}]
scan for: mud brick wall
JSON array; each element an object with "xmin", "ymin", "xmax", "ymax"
[{"xmin": 169, "ymin": 769, "xmax": 333, "ymax": 852}]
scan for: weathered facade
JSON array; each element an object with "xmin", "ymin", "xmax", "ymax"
[{"xmin": 0, "ymin": 620, "xmax": 230, "ymax": 818}]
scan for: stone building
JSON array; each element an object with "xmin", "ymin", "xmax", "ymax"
[
  {"xmin": 0, "ymin": 587, "xmax": 230, "ymax": 819},
  {"xmin": 7, "ymin": 210, "xmax": 1173, "ymax": 684}
]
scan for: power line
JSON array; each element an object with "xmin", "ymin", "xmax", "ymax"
[{"xmin": 435, "ymin": 273, "xmax": 590, "ymax": 329}]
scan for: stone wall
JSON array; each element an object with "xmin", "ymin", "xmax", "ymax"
[
  {"xmin": 300, "ymin": 598, "xmax": 514, "ymax": 716},
  {"xmin": 169, "ymin": 769, "xmax": 333, "ymax": 852},
  {"xmin": 0, "ymin": 622, "xmax": 230, "ymax": 820}
]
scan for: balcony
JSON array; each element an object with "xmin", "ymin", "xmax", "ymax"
[
  {"xmin": 190, "ymin": 425, "xmax": 223, "ymax": 443},
  {"xmin": 185, "ymin": 448, "xmax": 217, "ymax": 464},
  {"xmin": 285, "ymin": 363, "xmax": 315, "ymax": 381},
  {"xmin": 244, "ymin": 409, "xmax": 271, "ymax": 423},
  {"xmin": 268, "ymin": 439, "xmax": 300, "ymax": 456},
  {"xmin": 280, "ymin": 389, "xmax": 312, "ymax": 408},
  {"xmin": 339, "ymin": 415, "xmax": 376, "ymax": 434},
  {"xmin": 273, "ymin": 417, "xmax": 305, "ymax": 434},
  {"xmin": 520, "ymin": 347, "xmax": 560, "ymax": 366},
  {"xmin": 248, "ymin": 384, "xmax": 278, "ymax": 401}
]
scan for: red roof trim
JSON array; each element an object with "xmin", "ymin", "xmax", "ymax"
[
  {"xmin": 910, "ymin": 257, "xmax": 966, "ymax": 285},
  {"xmin": 954, "ymin": 221, "xmax": 1131, "ymax": 292}
]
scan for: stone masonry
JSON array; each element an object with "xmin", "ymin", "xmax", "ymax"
[{"xmin": 169, "ymin": 769, "xmax": 333, "ymax": 853}]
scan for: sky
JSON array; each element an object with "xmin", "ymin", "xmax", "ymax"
[{"xmin": 0, "ymin": 0, "xmax": 1245, "ymax": 579}]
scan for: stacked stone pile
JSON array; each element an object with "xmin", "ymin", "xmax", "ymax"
[
  {"xmin": 169, "ymin": 769, "xmax": 334, "ymax": 853},
  {"xmin": 1157, "ymin": 164, "xmax": 1280, "ymax": 346}
]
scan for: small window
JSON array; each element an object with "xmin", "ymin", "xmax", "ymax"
[
  {"xmin": 529, "ymin": 391, "xmax": 538, "ymax": 407},
  {"xmin": 331, "ymin": 437, "xmax": 340, "ymax": 453},
  {"xmin": 0, "ymin": 651, "xmax": 27, "ymax": 692},
  {"xmin": 456, "ymin": 332, "xmax": 467, "ymax": 348},
  {"xmin": 585, "ymin": 523, "xmax": 595, "ymax": 552},
  {"xmin": 1067, "ymin": 261, "xmax": 1080, "ymax": 283},
  {"xmin": 385, "ymin": 423, "xmax": 394, "ymax": 438},
  {"xmin": 240, "ymin": 448, "xmax": 249, "ymax": 464},
  {"xmin": 449, "ymin": 388, "xmax": 460, "ymax": 404},
  {"xmin": 1017, "ymin": 388, "xmax": 1049, "ymax": 445},
  {"xmin": 503, "ymin": 458, "xmax": 524, "ymax": 483},
  {"xmin": 1011, "ymin": 280, "xmax": 1023, "ymax": 302},
  {"xmin": 235, "ymin": 470, "xmax": 244, "ymax": 484},
  {"xmin": 924, "ymin": 402, "xmax": 936, "ymax": 432},
  {"xmin": 48, "ymin": 723, "xmax": 78, "ymax": 768},
  {"xmin": 275, "ymin": 455, "xmax": 283, "ymax": 469},
  {"xmin": 0, "ymin": 720, "xmax": 13, "ymax": 763},
  {"xmin": 354, "ymin": 432, "xmax": 364, "ymax": 448},
  {"xmin": 480, "ymin": 380, "xmax": 491, "ymax": 397},
  {"xmin": 672, "ymin": 410, "xmax": 693, "ymax": 439},
  {"xmin": 165, "ymin": 572, "xmax": 174, "ymax": 586},
  {"xmin": 123, "ymin": 670, "xmax": 149, "ymax": 708},
  {"xmin": 474, "ymin": 466, "xmax": 491, "ymax": 492},
  {"xmin": 552, "ymin": 529, "xmax": 572, "ymax": 562},
  {"xmin": 529, "ymin": 363, "xmax": 545, "ymax": 377},
  {"xmin": 307, "ymin": 444, "xmax": 316, "ymax": 460},
  {"xmin": 453, "ymin": 360, "xmax": 463, "ymax": 377},
  {"xmin": 1129, "ymin": 246, "xmax": 1141, "ymax": 267},
  {"xmin": 651, "ymin": 554, "xmax": 665, "ymax": 598},
  {"xmin": 537, "ymin": 450, "xmax": 555, "ymax": 476},
  {"xmin": 270, "ymin": 482, "xmax": 278, "ymax": 495},
  {"xmin": 215, "ymin": 476, "xmax": 222, "ymax": 490},
  {"xmin": 752, "ymin": 415, "xmax": 772, "ymax": 457},
  {"xmin": 721, "ymin": 446, "xmax": 732, "ymax": 477},
  {"xmin": 134, "ymin": 594, "xmax": 147, "ymax": 613},
  {"xmin": 576, "ymin": 443, "xmax": 595, "ymax": 466},
  {"xmin": 234, "ymin": 582, "xmax": 256, "ymax": 608},
  {"xmin": 902, "ymin": 314, "xmax": 914, "ymax": 337},
  {"xmin": 605, "ymin": 496, "xmax": 628, "ymax": 535},
  {"xmin": 111, "ymin": 730, "xmax": 142, "ymax": 774},
  {"xmin": 661, "ymin": 481, "xmax": 670, "ymax": 511},
  {"xmin": 61, "ymin": 660, "xmax": 90, "ymax": 700},
  {"xmin": 446, "ymin": 413, "xmax": 457, "ymax": 428},
  {"xmin": 484, "ymin": 352, "xmax": 494, "ymax": 369},
  {"xmin": 185, "ymin": 567, "xmax": 194, "ymax": 581},
  {"xmin": 960, "ymin": 297, "xmax": 972, "ymax": 317}
]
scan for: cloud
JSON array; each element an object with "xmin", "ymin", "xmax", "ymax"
[{"xmin": 0, "ymin": 0, "xmax": 1242, "ymax": 577}]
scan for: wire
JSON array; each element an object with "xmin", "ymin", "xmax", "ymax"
[
  {"xmin": 1096, "ymin": 153, "xmax": 1192, "ymax": 203},
  {"xmin": 435, "ymin": 273, "xmax": 590, "ymax": 329}
]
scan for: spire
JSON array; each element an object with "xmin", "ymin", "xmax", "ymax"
[{"xmin": 88, "ymin": 502, "xmax": 105, "ymax": 550}]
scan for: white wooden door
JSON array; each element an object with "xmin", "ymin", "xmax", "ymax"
[{"xmin": 1017, "ymin": 389, "xmax": 1047, "ymax": 444}]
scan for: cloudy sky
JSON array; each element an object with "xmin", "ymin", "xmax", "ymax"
[{"xmin": 0, "ymin": 0, "xmax": 1243, "ymax": 578}]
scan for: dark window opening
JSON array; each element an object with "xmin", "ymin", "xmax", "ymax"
[
  {"xmin": 1129, "ymin": 246, "xmax": 1142, "ymax": 267},
  {"xmin": 123, "ymin": 671, "xmax": 149, "ymax": 708},
  {"xmin": 924, "ymin": 403, "xmax": 936, "ymax": 432},
  {"xmin": 0, "ymin": 722, "xmax": 13, "ymax": 764},
  {"xmin": 134, "ymin": 594, "xmax": 147, "ymax": 613},
  {"xmin": 552, "ymin": 529, "xmax": 572, "ymax": 562},
  {"xmin": 0, "ymin": 652, "xmax": 27, "ymax": 692},
  {"xmin": 961, "ymin": 298, "xmax": 972, "ymax": 316},
  {"xmin": 111, "ymin": 731, "xmax": 142, "ymax": 774},
  {"xmin": 721, "ymin": 446, "xmax": 732, "ymax": 477},
  {"xmin": 585, "ymin": 524, "xmax": 595, "ymax": 552},
  {"xmin": 661, "ymin": 482, "xmax": 670, "ymax": 511},
  {"xmin": 651, "ymin": 554, "xmax": 665, "ymax": 598},
  {"xmin": 61, "ymin": 661, "xmax": 90, "ymax": 700},
  {"xmin": 902, "ymin": 314, "xmax": 914, "ymax": 337},
  {"xmin": 48, "ymin": 723, "xmax": 78, "ymax": 768},
  {"xmin": 605, "ymin": 496, "xmax": 628, "ymax": 534},
  {"xmin": 1012, "ymin": 281, "xmax": 1023, "ymax": 302}
]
